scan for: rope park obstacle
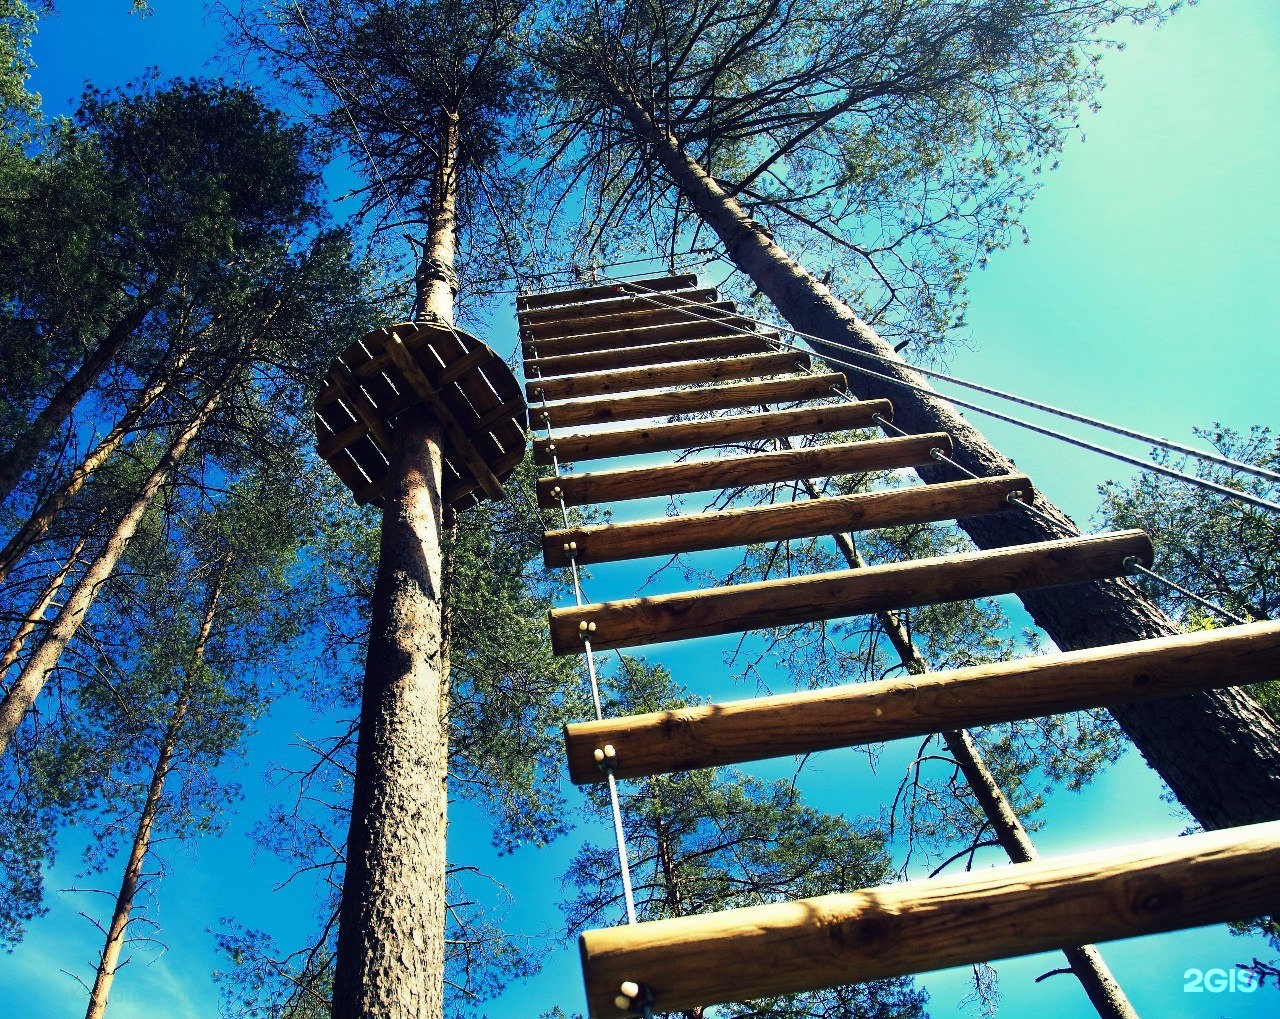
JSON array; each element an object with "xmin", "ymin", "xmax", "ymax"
[
  {"xmin": 515, "ymin": 274, "xmax": 1280, "ymax": 1017},
  {"xmin": 308, "ymin": 272, "xmax": 1279, "ymax": 1017}
]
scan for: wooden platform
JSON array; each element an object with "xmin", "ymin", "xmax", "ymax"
[{"xmin": 314, "ymin": 321, "xmax": 527, "ymax": 510}]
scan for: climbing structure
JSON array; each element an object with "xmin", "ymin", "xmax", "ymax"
[{"xmin": 517, "ymin": 275, "xmax": 1280, "ymax": 1017}]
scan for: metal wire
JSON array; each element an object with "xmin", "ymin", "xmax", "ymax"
[{"xmin": 604, "ymin": 278, "xmax": 1280, "ymax": 512}]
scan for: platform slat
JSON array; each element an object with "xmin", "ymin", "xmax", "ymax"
[
  {"xmin": 536, "ymin": 373, "xmax": 845, "ymax": 429},
  {"xmin": 528, "ymin": 351, "xmax": 809, "ymax": 402},
  {"xmin": 536, "ymin": 435, "xmax": 950, "ymax": 509},
  {"xmin": 522, "ymin": 302, "xmax": 749, "ymax": 346},
  {"xmin": 564, "ymin": 621, "xmax": 1280, "ymax": 782},
  {"xmin": 543, "ymin": 473, "xmax": 1027, "ymax": 566},
  {"xmin": 548, "ymin": 531, "xmax": 1153, "ymax": 654},
  {"xmin": 532, "ymin": 402, "xmax": 892, "ymax": 466},
  {"xmin": 579, "ymin": 820, "xmax": 1280, "ymax": 1017},
  {"xmin": 517, "ymin": 274, "xmax": 697, "ymax": 312}
]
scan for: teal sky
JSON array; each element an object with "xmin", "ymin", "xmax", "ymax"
[{"xmin": 6, "ymin": 3, "xmax": 1279, "ymax": 1019}]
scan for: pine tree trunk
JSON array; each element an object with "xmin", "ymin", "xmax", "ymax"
[
  {"xmin": 606, "ymin": 81, "xmax": 1280, "ymax": 830},
  {"xmin": 83, "ymin": 561, "xmax": 223, "ymax": 1019},
  {"xmin": 0, "ymin": 377, "xmax": 227, "ymax": 755},
  {"xmin": 0, "ymin": 530, "xmax": 92, "ymax": 679},
  {"xmin": 0, "ymin": 282, "xmax": 165, "ymax": 506},
  {"xmin": 0, "ymin": 346, "xmax": 193, "ymax": 587},
  {"xmin": 332, "ymin": 110, "xmax": 458, "ymax": 1019}
]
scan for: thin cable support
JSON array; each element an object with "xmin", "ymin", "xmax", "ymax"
[
  {"xmin": 602, "ymin": 277, "xmax": 1280, "ymax": 503},
  {"xmin": 532, "ymin": 382, "xmax": 639, "ymax": 926}
]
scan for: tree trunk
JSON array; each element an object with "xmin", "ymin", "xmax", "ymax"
[
  {"xmin": 0, "ymin": 529, "xmax": 92, "ymax": 679},
  {"xmin": 0, "ymin": 376, "xmax": 228, "ymax": 755},
  {"xmin": 84, "ymin": 560, "xmax": 223, "ymax": 1019},
  {"xmin": 0, "ymin": 345, "xmax": 193, "ymax": 587},
  {"xmin": 332, "ymin": 110, "xmax": 459, "ymax": 1019},
  {"xmin": 0, "ymin": 281, "xmax": 166, "ymax": 506},
  {"xmin": 606, "ymin": 81, "xmax": 1280, "ymax": 830}
]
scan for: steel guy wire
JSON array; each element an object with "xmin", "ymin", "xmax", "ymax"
[{"xmin": 602, "ymin": 278, "xmax": 1280, "ymax": 512}]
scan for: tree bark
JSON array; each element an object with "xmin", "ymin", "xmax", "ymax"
[
  {"xmin": 0, "ymin": 281, "xmax": 166, "ymax": 506},
  {"xmin": 84, "ymin": 561, "xmax": 223, "ymax": 1019},
  {"xmin": 0, "ymin": 377, "xmax": 227, "ymax": 755},
  {"xmin": 604, "ymin": 80, "xmax": 1280, "ymax": 830},
  {"xmin": 332, "ymin": 108, "xmax": 459, "ymax": 1019},
  {"xmin": 0, "ymin": 345, "xmax": 193, "ymax": 587},
  {"xmin": 0, "ymin": 530, "xmax": 92, "ymax": 679}
]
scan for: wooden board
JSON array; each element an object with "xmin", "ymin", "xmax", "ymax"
[
  {"xmin": 536, "ymin": 435, "xmax": 951, "ymax": 509},
  {"xmin": 313, "ymin": 321, "xmax": 527, "ymax": 511},
  {"xmin": 528, "ymin": 351, "xmax": 809, "ymax": 402},
  {"xmin": 521, "ymin": 287, "xmax": 719, "ymax": 327},
  {"xmin": 522, "ymin": 303, "xmax": 752, "ymax": 350},
  {"xmin": 516, "ymin": 274, "xmax": 697, "ymax": 312},
  {"xmin": 525, "ymin": 333, "xmax": 775, "ymax": 378},
  {"xmin": 548, "ymin": 531, "xmax": 1153, "ymax": 654},
  {"xmin": 564, "ymin": 620, "xmax": 1280, "ymax": 782},
  {"xmin": 536, "ymin": 373, "xmax": 846, "ymax": 429},
  {"xmin": 579, "ymin": 820, "xmax": 1280, "ymax": 1016},
  {"xmin": 532, "ymin": 402, "xmax": 893, "ymax": 466},
  {"xmin": 542, "ymin": 474, "xmax": 1030, "ymax": 566}
]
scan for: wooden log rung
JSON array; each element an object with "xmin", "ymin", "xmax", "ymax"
[
  {"xmin": 525, "ymin": 333, "xmax": 775, "ymax": 378},
  {"xmin": 532, "ymin": 401, "xmax": 893, "ymax": 466},
  {"xmin": 564, "ymin": 620, "xmax": 1280, "ymax": 783},
  {"xmin": 543, "ymin": 473, "xmax": 1027, "ymax": 566},
  {"xmin": 519, "ymin": 286, "xmax": 720, "ymax": 327},
  {"xmin": 516, "ymin": 274, "xmax": 697, "ymax": 312},
  {"xmin": 536, "ymin": 434, "xmax": 951, "ymax": 510},
  {"xmin": 521, "ymin": 302, "xmax": 750, "ymax": 346},
  {"xmin": 536, "ymin": 373, "xmax": 846, "ymax": 430},
  {"xmin": 579, "ymin": 820, "xmax": 1280, "ymax": 1017},
  {"xmin": 548, "ymin": 530, "xmax": 1153, "ymax": 654},
  {"xmin": 528, "ymin": 351, "xmax": 809, "ymax": 402}
]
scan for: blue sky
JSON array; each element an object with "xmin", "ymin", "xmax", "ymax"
[{"xmin": 6, "ymin": 2, "xmax": 1279, "ymax": 1019}]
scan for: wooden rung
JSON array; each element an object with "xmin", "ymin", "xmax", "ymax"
[
  {"xmin": 532, "ymin": 401, "xmax": 893, "ymax": 466},
  {"xmin": 516, "ymin": 274, "xmax": 697, "ymax": 312},
  {"xmin": 564, "ymin": 620, "xmax": 1280, "ymax": 782},
  {"xmin": 528, "ymin": 351, "xmax": 809, "ymax": 402},
  {"xmin": 522, "ymin": 302, "xmax": 748, "ymax": 346},
  {"xmin": 548, "ymin": 530, "xmax": 1152, "ymax": 654},
  {"xmin": 543, "ymin": 473, "xmax": 1027, "ymax": 566},
  {"xmin": 536, "ymin": 373, "xmax": 846, "ymax": 430},
  {"xmin": 520, "ymin": 287, "xmax": 719, "ymax": 327},
  {"xmin": 579, "ymin": 820, "xmax": 1280, "ymax": 1017},
  {"xmin": 526, "ymin": 333, "xmax": 774, "ymax": 377},
  {"xmin": 536, "ymin": 434, "xmax": 951, "ymax": 509}
]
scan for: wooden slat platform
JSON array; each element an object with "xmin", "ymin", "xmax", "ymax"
[
  {"xmin": 313, "ymin": 321, "xmax": 527, "ymax": 510},
  {"xmin": 548, "ymin": 531, "xmax": 1153, "ymax": 654},
  {"xmin": 532, "ymin": 401, "xmax": 893, "ymax": 466},
  {"xmin": 536, "ymin": 435, "xmax": 952, "ymax": 509},
  {"xmin": 563, "ymin": 621, "xmax": 1280, "ymax": 782},
  {"xmin": 536, "ymin": 373, "xmax": 846, "ymax": 429},
  {"xmin": 542, "ymin": 474, "xmax": 1030, "ymax": 566},
  {"xmin": 528, "ymin": 351, "xmax": 809, "ymax": 402},
  {"xmin": 516, "ymin": 274, "xmax": 697, "ymax": 312},
  {"xmin": 579, "ymin": 820, "xmax": 1280, "ymax": 1017},
  {"xmin": 522, "ymin": 303, "xmax": 753, "ymax": 351},
  {"xmin": 526, "ymin": 332, "xmax": 775, "ymax": 377}
]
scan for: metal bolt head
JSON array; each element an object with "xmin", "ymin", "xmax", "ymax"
[{"xmin": 620, "ymin": 981, "xmax": 640, "ymax": 999}]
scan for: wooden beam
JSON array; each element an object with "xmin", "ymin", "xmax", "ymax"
[
  {"xmin": 525, "ymin": 334, "xmax": 774, "ymax": 377},
  {"xmin": 536, "ymin": 373, "xmax": 846, "ymax": 430},
  {"xmin": 532, "ymin": 401, "xmax": 893, "ymax": 466},
  {"xmin": 579, "ymin": 820, "xmax": 1280, "ymax": 1017},
  {"xmin": 536, "ymin": 435, "xmax": 951, "ymax": 509},
  {"xmin": 522, "ymin": 302, "xmax": 747, "ymax": 346},
  {"xmin": 528, "ymin": 351, "xmax": 809, "ymax": 402},
  {"xmin": 543, "ymin": 473, "xmax": 1028, "ymax": 566},
  {"xmin": 517, "ymin": 274, "xmax": 697, "ymax": 312},
  {"xmin": 330, "ymin": 368, "xmax": 391, "ymax": 452},
  {"xmin": 520, "ymin": 286, "xmax": 719, "ymax": 326},
  {"xmin": 564, "ymin": 620, "xmax": 1280, "ymax": 783},
  {"xmin": 548, "ymin": 531, "xmax": 1152, "ymax": 654}
]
